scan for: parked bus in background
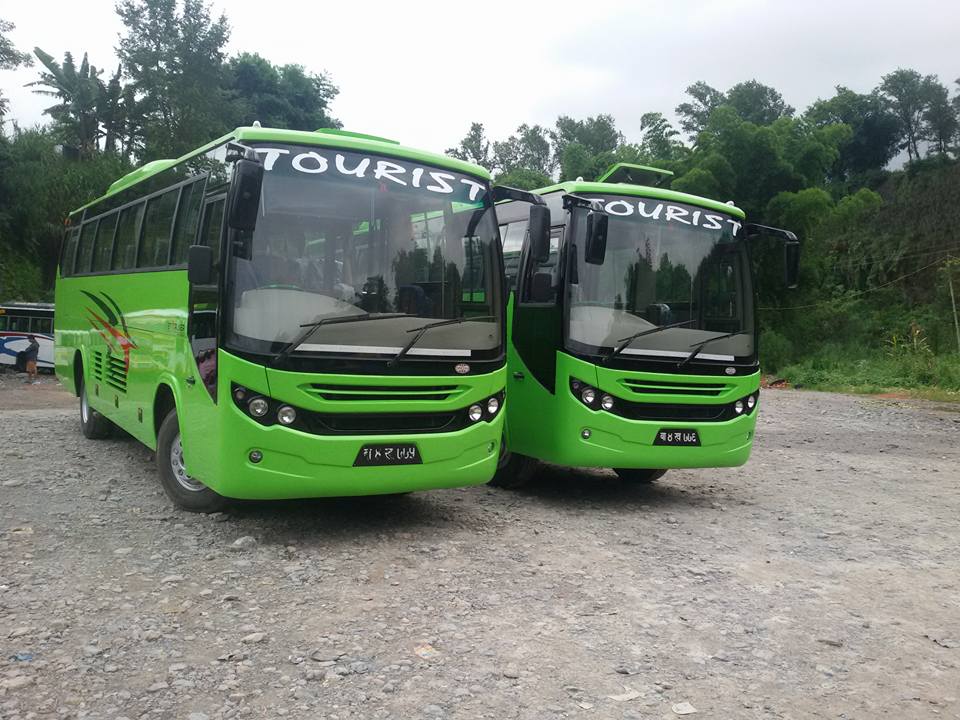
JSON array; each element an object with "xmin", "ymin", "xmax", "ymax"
[
  {"xmin": 492, "ymin": 163, "xmax": 799, "ymax": 486},
  {"xmin": 0, "ymin": 302, "xmax": 55, "ymax": 372},
  {"xmin": 55, "ymin": 127, "xmax": 546, "ymax": 512}
]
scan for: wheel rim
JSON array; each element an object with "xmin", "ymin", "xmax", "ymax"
[
  {"xmin": 170, "ymin": 434, "xmax": 205, "ymax": 492},
  {"xmin": 80, "ymin": 383, "xmax": 90, "ymax": 424}
]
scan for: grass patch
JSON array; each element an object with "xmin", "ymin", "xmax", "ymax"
[{"xmin": 775, "ymin": 347, "xmax": 960, "ymax": 401}]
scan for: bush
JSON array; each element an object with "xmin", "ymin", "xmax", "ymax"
[{"xmin": 760, "ymin": 329, "xmax": 794, "ymax": 373}]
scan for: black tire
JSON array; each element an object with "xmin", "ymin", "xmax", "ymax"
[
  {"xmin": 614, "ymin": 468, "xmax": 666, "ymax": 484},
  {"xmin": 78, "ymin": 372, "xmax": 113, "ymax": 439},
  {"xmin": 156, "ymin": 409, "xmax": 228, "ymax": 513},
  {"xmin": 488, "ymin": 437, "xmax": 537, "ymax": 489}
]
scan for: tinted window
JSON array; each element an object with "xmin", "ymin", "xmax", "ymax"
[
  {"xmin": 113, "ymin": 202, "xmax": 145, "ymax": 270},
  {"xmin": 171, "ymin": 179, "xmax": 206, "ymax": 265},
  {"xmin": 139, "ymin": 189, "xmax": 178, "ymax": 268},
  {"xmin": 76, "ymin": 221, "xmax": 97, "ymax": 274},
  {"xmin": 200, "ymin": 198, "xmax": 225, "ymax": 278},
  {"xmin": 0, "ymin": 316, "xmax": 6, "ymax": 330},
  {"xmin": 61, "ymin": 228, "xmax": 80, "ymax": 276},
  {"xmin": 32, "ymin": 317, "xmax": 53, "ymax": 334},
  {"xmin": 91, "ymin": 212, "xmax": 119, "ymax": 272},
  {"xmin": 9, "ymin": 316, "xmax": 29, "ymax": 331}
]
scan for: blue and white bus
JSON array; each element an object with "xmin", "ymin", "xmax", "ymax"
[{"xmin": 0, "ymin": 303, "xmax": 55, "ymax": 371}]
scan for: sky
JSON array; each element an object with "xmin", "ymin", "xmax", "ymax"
[{"xmin": 2, "ymin": 0, "xmax": 958, "ymax": 156}]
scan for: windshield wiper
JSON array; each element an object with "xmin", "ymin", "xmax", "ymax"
[
  {"xmin": 604, "ymin": 319, "xmax": 698, "ymax": 363},
  {"xmin": 270, "ymin": 313, "xmax": 415, "ymax": 367},
  {"xmin": 388, "ymin": 315, "xmax": 495, "ymax": 367},
  {"xmin": 676, "ymin": 330, "xmax": 744, "ymax": 368}
]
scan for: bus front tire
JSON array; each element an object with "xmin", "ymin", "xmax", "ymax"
[
  {"xmin": 79, "ymin": 374, "xmax": 113, "ymax": 439},
  {"xmin": 614, "ymin": 468, "xmax": 666, "ymax": 484},
  {"xmin": 488, "ymin": 443, "xmax": 536, "ymax": 489},
  {"xmin": 157, "ymin": 409, "xmax": 227, "ymax": 513}
]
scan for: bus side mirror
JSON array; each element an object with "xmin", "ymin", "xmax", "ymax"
[
  {"xmin": 188, "ymin": 245, "xmax": 213, "ymax": 285},
  {"xmin": 529, "ymin": 205, "xmax": 551, "ymax": 264},
  {"xmin": 584, "ymin": 211, "xmax": 608, "ymax": 265},
  {"xmin": 227, "ymin": 158, "xmax": 264, "ymax": 231},
  {"xmin": 784, "ymin": 240, "xmax": 800, "ymax": 289}
]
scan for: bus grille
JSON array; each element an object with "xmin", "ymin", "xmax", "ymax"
[
  {"xmin": 302, "ymin": 383, "xmax": 465, "ymax": 403},
  {"xmin": 619, "ymin": 378, "xmax": 730, "ymax": 398},
  {"xmin": 301, "ymin": 411, "xmax": 460, "ymax": 435}
]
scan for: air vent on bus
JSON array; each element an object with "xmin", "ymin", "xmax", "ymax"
[
  {"xmin": 104, "ymin": 354, "xmax": 128, "ymax": 393},
  {"xmin": 302, "ymin": 383, "xmax": 465, "ymax": 403},
  {"xmin": 618, "ymin": 378, "xmax": 731, "ymax": 398},
  {"xmin": 91, "ymin": 351, "xmax": 105, "ymax": 382}
]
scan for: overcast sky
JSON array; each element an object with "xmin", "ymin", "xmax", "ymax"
[{"xmin": 2, "ymin": 0, "xmax": 958, "ymax": 155}]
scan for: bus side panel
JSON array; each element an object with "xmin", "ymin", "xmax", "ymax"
[{"xmin": 55, "ymin": 270, "xmax": 190, "ymax": 449}]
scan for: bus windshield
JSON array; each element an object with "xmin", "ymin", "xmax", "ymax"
[
  {"xmin": 567, "ymin": 195, "xmax": 755, "ymax": 364},
  {"xmin": 226, "ymin": 145, "xmax": 502, "ymax": 362}
]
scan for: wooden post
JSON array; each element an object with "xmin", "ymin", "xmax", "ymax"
[{"xmin": 949, "ymin": 260, "xmax": 960, "ymax": 355}]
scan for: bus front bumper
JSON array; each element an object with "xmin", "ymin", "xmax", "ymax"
[
  {"xmin": 204, "ymin": 408, "xmax": 503, "ymax": 500},
  {"xmin": 542, "ymin": 397, "xmax": 759, "ymax": 470}
]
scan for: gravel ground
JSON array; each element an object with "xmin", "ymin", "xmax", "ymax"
[{"xmin": 1, "ymin": 373, "xmax": 959, "ymax": 719}]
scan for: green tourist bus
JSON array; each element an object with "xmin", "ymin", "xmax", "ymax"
[
  {"xmin": 55, "ymin": 126, "xmax": 544, "ymax": 512},
  {"xmin": 492, "ymin": 163, "xmax": 799, "ymax": 486}
]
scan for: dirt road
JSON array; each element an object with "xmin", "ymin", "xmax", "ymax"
[{"xmin": 1, "ymin": 374, "xmax": 959, "ymax": 719}]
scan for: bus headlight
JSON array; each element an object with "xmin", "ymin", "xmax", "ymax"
[
  {"xmin": 468, "ymin": 404, "xmax": 484, "ymax": 422},
  {"xmin": 277, "ymin": 405, "xmax": 297, "ymax": 426},
  {"xmin": 248, "ymin": 397, "xmax": 269, "ymax": 418},
  {"xmin": 486, "ymin": 396, "xmax": 500, "ymax": 415},
  {"xmin": 600, "ymin": 394, "xmax": 614, "ymax": 411},
  {"xmin": 734, "ymin": 400, "xmax": 744, "ymax": 414},
  {"xmin": 581, "ymin": 387, "xmax": 597, "ymax": 405},
  {"xmin": 747, "ymin": 394, "xmax": 756, "ymax": 410}
]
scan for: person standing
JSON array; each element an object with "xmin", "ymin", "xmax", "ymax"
[{"xmin": 23, "ymin": 335, "xmax": 40, "ymax": 384}]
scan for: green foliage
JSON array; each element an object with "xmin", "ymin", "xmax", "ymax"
[
  {"xmin": 759, "ymin": 329, "xmax": 795, "ymax": 372},
  {"xmin": 780, "ymin": 347, "xmax": 960, "ymax": 393},
  {"xmin": 492, "ymin": 167, "xmax": 551, "ymax": 191},
  {"xmin": 492, "ymin": 124, "xmax": 553, "ymax": 176},
  {"xmin": 224, "ymin": 53, "xmax": 340, "ymax": 132},
  {"xmin": 446, "ymin": 122, "xmax": 490, "ymax": 167},
  {"xmin": 116, "ymin": 0, "xmax": 231, "ymax": 160}
]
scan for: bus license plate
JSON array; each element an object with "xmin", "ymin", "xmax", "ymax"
[
  {"xmin": 353, "ymin": 443, "xmax": 422, "ymax": 467},
  {"xmin": 653, "ymin": 429, "xmax": 701, "ymax": 447}
]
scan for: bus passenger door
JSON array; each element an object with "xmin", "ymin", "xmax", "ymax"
[
  {"xmin": 181, "ymin": 194, "xmax": 225, "ymax": 481},
  {"xmin": 507, "ymin": 227, "xmax": 563, "ymax": 457}
]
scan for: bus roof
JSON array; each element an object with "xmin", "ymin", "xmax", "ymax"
[
  {"xmin": 535, "ymin": 180, "xmax": 746, "ymax": 220},
  {"xmin": 0, "ymin": 302, "xmax": 55, "ymax": 311},
  {"xmin": 70, "ymin": 126, "xmax": 492, "ymax": 217}
]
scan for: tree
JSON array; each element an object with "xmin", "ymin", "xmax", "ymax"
[
  {"xmin": 551, "ymin": 114, "xmax": 621, "ymax": 159},
  {"xmin": 675, "ymin": 81, "xmax": 725, "ymax": 139},
  {"xmin": 28, "ymin": 49, "xmax": 112, "ymax": 158},
  {"xmin": 921, "ymin": 80, "xmax": 958, "ymax": 156},
  {"xmin": 492, "ymin": 124, "xmax": 552, "ymax": 176},
  {"xmin": 725, "ymin": 80, "xmax": 795, "ymax": 126},
  {"xmin": 116, "ymin": 0, "xmax": 231, "ymax": 160},
  {"xmin": 224, "ymin": 53, "xmax": 340, "ymax": 132},
  {"xmin": 639, "ymin": 111, "xmax": 684, "ymax": 163},
  {"xmin": 0, "ymin": 18, "xmax": 32, "ymax": 121},
  {"xmin": 492, "ymin": 167, "xmax": 551, "ymax": 191},
  {"xmin": 446, "ymin": 122, "xmax": 491, "ymax": 168},
  {"xmin": 879, "ymin": 68, "xmax": 939, "ymax": 161},
  {"xmin": 805, "ymin": 86, "xmax": 901, "ymax": 177}
]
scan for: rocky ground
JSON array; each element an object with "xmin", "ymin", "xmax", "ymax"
[{"xmin": 1, "ymin": 370, "xmax": 959, "ymax": 719}]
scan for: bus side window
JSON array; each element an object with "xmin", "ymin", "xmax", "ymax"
[
  {"xmin": 199, "ymin": 197, "xmax": 225, "ymax": 280},
  {"xmin": 61, "ymin": 227, "xmax": 80, "ymax": 276},
  {"xmin": 76, "ymin": 220, "xmax": 98, "ymax": 274},
  {"xmin": 91, "ymin": 212, "xmax": 119, "ymax": 272},
  {"xmin": 32, "ymin": 317, "xmax": 53, "ymax": 334},
  {"xmin": 170, "ymin": 178, "xmax": 206, "ymax": 265},
  {"xmin": 112, "ymin": 202, "xmax": 146, "ymax": 270},
  {"xmin": 0, "ymin": 316, "xmax": 6, "ymax": 331},
  {"xmin": 501, "ymin": 220, "xmax": 527, "ymax": 293},
  {"xmin": 139, "ymin": 188, "xmax": 178, "ymax": 268}
]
